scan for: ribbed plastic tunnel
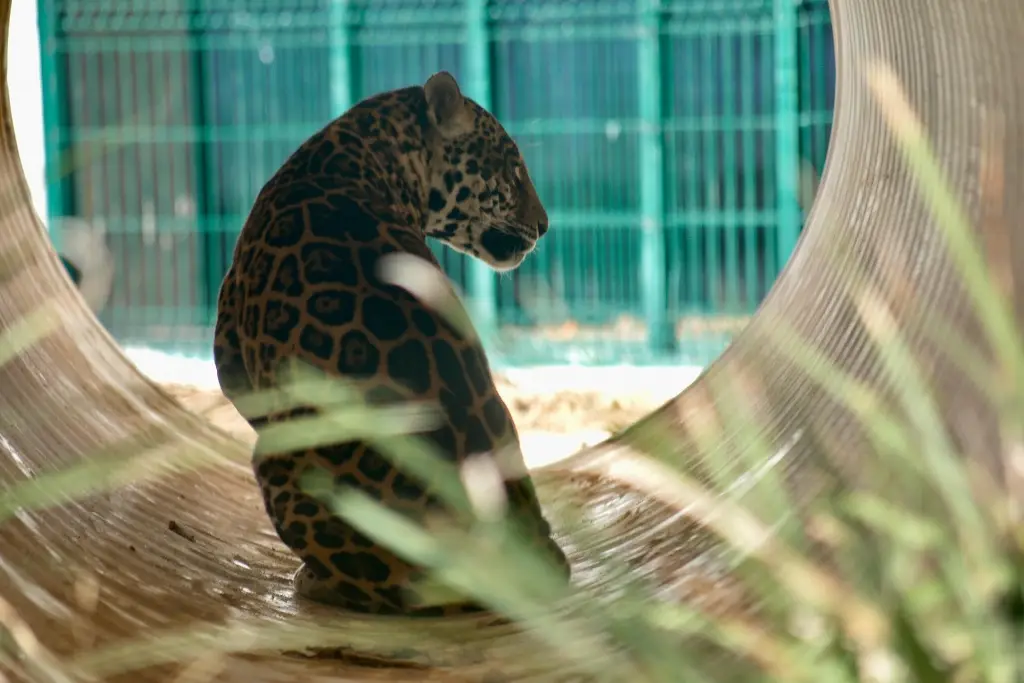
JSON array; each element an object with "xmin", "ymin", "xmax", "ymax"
[{"xmin": 1, "ymin": 0, "xmax": 1022, "ymax": 681}]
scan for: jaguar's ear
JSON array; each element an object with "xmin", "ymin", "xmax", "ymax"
[{"xmin": 424, "ymin": 71, "xmax": 471, "ymax": 137}]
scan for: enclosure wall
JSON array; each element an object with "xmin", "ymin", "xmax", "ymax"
[{"xmin": 37, "ymin": 0, "xmax": 835, "ymax": 366}]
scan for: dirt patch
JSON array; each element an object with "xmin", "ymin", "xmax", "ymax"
[{"xmin": 160, "ymin": 376, "xmax": 659, "ymax": 444}]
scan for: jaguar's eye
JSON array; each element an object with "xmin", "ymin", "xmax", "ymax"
[{"xmin": 509, "ymin": 163, "xmax": 524, "ymax": 187}]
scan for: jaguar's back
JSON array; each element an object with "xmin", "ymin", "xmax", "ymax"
[{"xmin": 212, "ymin": 71, "xmax": 570, "ymax": 616}]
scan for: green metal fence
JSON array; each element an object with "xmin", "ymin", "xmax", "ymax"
[{"xmin": 38, "ymin": 0, "xmax": 835, "ymax": 368}]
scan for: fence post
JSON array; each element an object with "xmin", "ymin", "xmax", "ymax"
[
  {"xmin": 36, "ymin": 0, "xmax": 69, "ymax": 254},
  {"xmin": 186, "ymin": 6, "xmax": 217, "ymax": 320},
  {"xmin": 328, "ymin": 0, "xmax": 354, "ymax": 115},
  {"xmin": 773, "ymin": 0, "xmax": 801, "ymax": 273},
  {"xmin": 463, "ymin": 0, "xmax": 498, "ymax": 343},
  {"xmin": 638, "ymin": 0, "xmax": 674, "ymax": 355}
]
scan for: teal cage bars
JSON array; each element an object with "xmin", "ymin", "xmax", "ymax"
[{"xmin": 37, "ymin": 0, "xmax": 836, "ymax": 367}]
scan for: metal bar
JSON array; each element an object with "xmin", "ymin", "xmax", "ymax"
[
  {"xmin": 35, "ymin": 0, "xmax": 71, "ymax": 254},
  {"xmin": 186, "ymin": 1, "xmax": 215, "ymax": 321},
  {"xmin": 328, "ymin": 0, "xmax": 354, "ymax": 116},
  {"xmin": 740, "ymin": 18, "xmax": 758, "ymax": 310},
  {"xmin": 463, "ymin": 0, "xmax": 498, "ymax": 343},
  {"xmin": 638, "ymin": 0, "xmax": 674, "ymax": 353},
  {"xmin": 721, "ymin": 29, "xmax": 738, "ymax": 311},
  {"xmin": 773, "ymin": 0, "xmax": 801, "ymax": 273},
  {"xmin": 700, "ymin": 28, "xmax": 720, "ymax": 313}
]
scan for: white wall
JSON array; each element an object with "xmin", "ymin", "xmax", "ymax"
[{"xmin": 7, "ymin": 0, "xmax": 49, "ymax": 223}]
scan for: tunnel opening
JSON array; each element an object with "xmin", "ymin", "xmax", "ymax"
[
  {"xmin": 2, "ymin": 0, "xmax": 1020, "ymax": 680},
  {"xmin": 14, "ymin": 0, "xmax": 838, "ymax": 372}
]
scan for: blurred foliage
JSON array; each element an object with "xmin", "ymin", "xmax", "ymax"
[{"xmin": 1, "ymin": 61, "xmax": 1021, "ymax": 683}]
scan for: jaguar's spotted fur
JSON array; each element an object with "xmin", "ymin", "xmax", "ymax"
[{"xmin": 213, "ymin": 71, "xmax": 570, "ymax": 616}]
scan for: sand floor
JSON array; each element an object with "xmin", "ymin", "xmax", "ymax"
[{"xmin": 160, "ymin": 370, "xmax": 685, "ymax": 467}]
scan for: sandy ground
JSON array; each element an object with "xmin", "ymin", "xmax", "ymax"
[{"xmin": 160, "ymin": 371, "xmax": 683, "ymax": 467}]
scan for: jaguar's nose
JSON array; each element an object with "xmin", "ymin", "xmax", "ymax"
[{"xmin": 537, "ymin": 219, "xmax": 549, "ymax": 237}]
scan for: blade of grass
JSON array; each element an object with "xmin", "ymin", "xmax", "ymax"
[
  {"xmin": 0, "ymin": 300, "xmax": 65, "ymax": 368},
  {"xmin": 0, "ymin": 594, "xmax": 79, "ymax": 683},
  {"xmin": 853, "ymin": 287, "xmax": 1000, "ymax": 565},
  {"xmin": 330, "ymin": 489, "xmax": 642, "ymax": 681},
  {"xmin": 866, "ymin": 63, "xmax": 1024, "ymax": 396},
  {"xmin": 0, "ymin": 431, "xmax": 225, "ymax": 522},
  {"xmin": 595, "ymin": 450, "xmax": 890, "ymax": 651}
]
